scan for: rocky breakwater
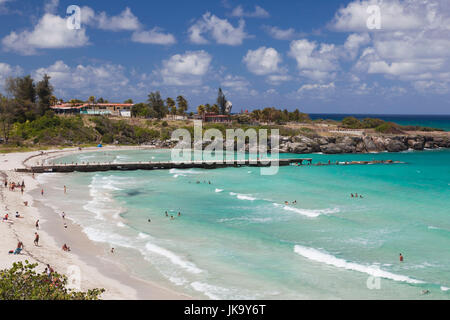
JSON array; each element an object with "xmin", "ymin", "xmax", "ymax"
[{"xmin": 278, "ymin": 134, "xmax": 450, "ymax": 154}]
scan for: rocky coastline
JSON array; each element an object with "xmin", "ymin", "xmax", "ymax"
[{"xmin": 145, "ymin": 133, "xmax": 450, "ymax": 155}]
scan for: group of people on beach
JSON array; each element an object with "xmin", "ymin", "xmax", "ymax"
[
  {"xmin": 350, "ymin": 193, "xmax": 364, "ymax": 198},
  {"xmin": 4, "ymin": 179, "xmax": 25, "ymax": 193}
]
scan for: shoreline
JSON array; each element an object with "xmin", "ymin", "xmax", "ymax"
[{"xmin": 0, "ymin": 146, "xmax": 190, "ymax": 300}]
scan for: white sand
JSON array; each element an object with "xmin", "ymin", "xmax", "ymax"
[{"xmin": 0, "ymin": 146, "xmax": 189, "ymax": 300}]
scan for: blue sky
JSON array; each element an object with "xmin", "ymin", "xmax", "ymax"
[{"xmin": 0, "ymin": 0, "xmax": 449, "ymax": 114}]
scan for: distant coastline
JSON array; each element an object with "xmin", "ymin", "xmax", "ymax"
[{"xmin": 307, "ymin": 114, "xmax": 450, "ymax": 131}]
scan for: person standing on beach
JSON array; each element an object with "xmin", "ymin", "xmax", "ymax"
[
  {"xmin": 64, "ymin": 185, "xmax": 66, "ymax": 194},
  {"xmin": 399, "ymin": 253, "xmax": 404, "ymax": 262},
  {"xmin": 34, "ymin": 232, "xmax": 39, "ymax": 246},
  {"xmin": 62, "ymin": 212, "xmax": 65, "ymax": 219},
  {"xmin": 41, "ymin": 188, "xmax": 44, "ymax": 196},
  {"xmin": 35, "ymin": 220, "xmax": 39, "ymax": 230}
]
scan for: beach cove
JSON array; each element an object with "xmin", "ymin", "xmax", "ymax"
[{"xmin": 1, "ymin": 146, "xmax": 449, "ymax": 299}]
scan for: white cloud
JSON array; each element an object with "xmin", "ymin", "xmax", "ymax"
[
  {"xmin": 0, "ymin": 62, "xmax": 23, "ymax": 89},
  {"xmin": 345, "ymin": 0, "xmax": 450, "ymax": 93},
  {"xmin": 264, "ymin": 26, "xmax": 295, "ymax": 40},
  {"xmin": 267, "ymin": 74, "xmax": 292, "ymax": 85},
  {"xmin": 132, "ymin": 28, "xmax": 176, "ymax": 45},
  {"xmin": 2, "ymin": 13, "xmax": 89, "ymax": 55},
  {"xmin": 44, "ymin": 0, "xmax": 59, "ymax": 14},
  {"xmin": 161, "ymin": 51, "xmax": 212, "ymax": 86},
  {"xmin": 243, "ymin": 47, "xmax": 283, "ymax": 75},
  {"xmin": 33, "ymin": 60, "xmax": 131, "ymax": 98},
  {"xmin": 298, "ymin": 82, "xmax": 335, "ymax": 93},
  {"xmin": 289, "ymin": 39, "xmax": 339, "ymax": 81},
  {"xmin": 330, "ymin": 0, "xmax": 426, "ymax": 32},
  {"xmin": 343, "ymin": 33, "xmax": 370, "ymax": 60},
  {"xmin": 221, "ymin": 74, "xmax": 250, "ymax": 91},
  {"xmin": 188, "ymin": 12, "xmax": 249, "ymax": 45},
  {"xmin": 230, "ymin": 5, "xmax": 269, "ymax": 18},
  {"xmin": 96, "ymin": 7, "xmax": 141, "ymax": 31}
]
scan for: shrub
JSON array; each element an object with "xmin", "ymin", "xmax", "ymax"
[
  {"xmin": 375, "ymin": 122, "xmax": 404, "ymax": 134},
  {"xmin": 0, "ymin": 261, "xmax": 104, "ymax": 300},
  {"xmin": 341, "ymin": 117, "xmax": 363, "ymax": 129}
]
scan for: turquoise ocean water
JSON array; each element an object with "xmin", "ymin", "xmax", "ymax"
[{"xmin": 39, "ymin": 149, "xmax": 450, "ymax": 299}]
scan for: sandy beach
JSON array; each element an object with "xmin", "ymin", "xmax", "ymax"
[{"xmin": 0, "ymin": 146, "xmax": 189, "ymax": 300}]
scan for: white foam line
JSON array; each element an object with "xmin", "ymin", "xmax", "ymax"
[
  {"xmin": 274, "ymin": 203, "xmax": 339, "ymax": 218},
  {"xmin": 144, "ymin": 242, "xmax": 203, "ymax": 275},
  {"xmin": 294, "ymin": 245, "xmax": 424, "ymax": 285},
  {"xmin": 229, "ymin": 192, "xmax": 257, "ymax": 201}
]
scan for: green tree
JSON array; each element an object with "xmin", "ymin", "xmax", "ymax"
[
  {"xmin": 148, "ymin": 91, "xmax": 167, "ymax": 119},
  {"xmin": 0, "ymin": 261, "xmax": 104, "ymax": 300},
  {"xmin": 166, "ymin": 97, "xmax": 177, "ymax": 118},
  {"xmin": 197, "ymin": 105, "xmax": 206, "ymax": 116},
  {"xmin": 88, "ymin": 96, "xmax": 96, "ymax": 104},
  {"xmin": 176, "ymin": 95, "xmax": 188, "ymax": 116},
  {"xmin": 124, "ymin": 99, "xmax": 133, "ymax": 104},
  {"xmin": 211, "ymin": 104, "xmax": 220, "ymax": 114},
  {"xmin": 6, "ymin": 75, "xmax": 36, "ymax": 103},
  {"xmin": 0, "ymin": 95, "xmax": 15, "ymax": 143},
  {"xmin": 36, "ymin": 74, "xmax": 54, "ymax": 116}
]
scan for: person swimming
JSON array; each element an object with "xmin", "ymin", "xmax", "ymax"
[{"xmin": 399, "ymin": 253, "xmax": 404, "ymax": 262}]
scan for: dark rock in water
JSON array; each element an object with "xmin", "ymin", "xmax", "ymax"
[
  {"xmin": 363, "ymin": 136, "xmax": 379, "ymax": 152},
  {"xmin": 385, "ymin": 139, "xmax": 408, "ymax": 152},
  {"xmin": 320, "ymin": 143, "xmax": 344, "ymax": 154},
  {"xmin": 288, "ymin": 142, "xmax": 312, "ymax": 154}
]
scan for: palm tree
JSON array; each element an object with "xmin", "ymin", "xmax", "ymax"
[
  {"xmin": 166, "ymin": 97, "xmax": 176, "ymax": 119},
  {"xmin": 197, "ymin": 105, "xmax": 206, "ymax": 116},
  {"xmin": 88, "ymin": 96, "xmax": 96, "ymax": 104},
  {"xmin": 176, "ymin": 95, "xmax": 188, "ymax": 116}
]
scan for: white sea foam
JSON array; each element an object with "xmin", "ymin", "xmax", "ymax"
[
  {"xmin": 190, "ymin": 282, "xmax": 227, "ymax": 300},
  {"xmin": 218, "ymin": 216, "xmax": 273, "ymax": 224},
  {"xmin": 137, "ymin": 232, "xmax": 150, "ymax": 239},
  {"xmin": 441, "ymin": 286, "xmax": 449, "ymax": 292},
  {"xmin": 144, "ymin": 242, "xmax": 203, "ymax": 274},
  {"xmin": 169, "ymin": 169, "xmax": 201, "ymax": 175},
  {"xmin": 230, "ymin": 192, "xmax": 257, "ymax": 201},
  {"xmin": 83, "ymin": 226, "xmax": 135, "ymax": 249},
  {"xmin": 83, "ymin": 175, "xmax": 127, "ymax": 220},
  {"xmin": 215, "ymin": 189, "xmax": 224, "ymax": 193},
  {"xmin": 274, "ymin": 203, "xmax": 339, "ymax": 218},
  {"xmin": 294, "ymin": 245, "xmax": 424, "ymax": 284}
]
